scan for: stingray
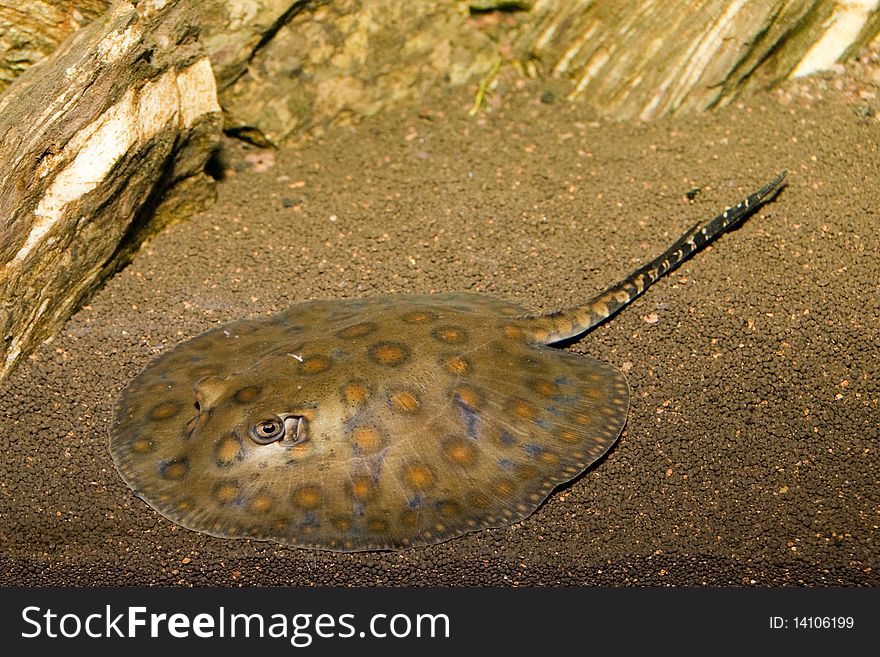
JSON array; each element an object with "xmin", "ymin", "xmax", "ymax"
[{"xmin": 109, "ymin": 171, "xmax": 787, "ymax": 551}]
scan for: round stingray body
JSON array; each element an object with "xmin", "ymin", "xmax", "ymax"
[{"xmin": 110, "ymin": 292, "xmax": 629, "ymax": 551}]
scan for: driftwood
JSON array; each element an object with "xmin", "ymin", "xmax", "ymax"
[
  {"xmin": 4, "ymin": 2, "xmax": 879, "ymax": 141},
  {"xmin": 511, "ymin": 0, "xmax": 880, "ymax": 120},
  {"xmin": 0, "ymin": 0, "xmax": 111, "ymax": 93},
  {"xmin": 0, "ymin": 0, "xmax": 221, "ymax": 380},
  {"xmin": 1, "ymin": 1, "xmax": 498, "ymax": 145},
  {"xmin": 204, "ymin": 0, "xmax": 880, "ymax": 139}
]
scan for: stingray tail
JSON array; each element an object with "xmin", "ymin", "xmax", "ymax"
[{"xmin": 517, "ymin": 170, "xmax": 788, "ymax": 345}]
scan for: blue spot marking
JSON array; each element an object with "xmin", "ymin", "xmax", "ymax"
[
  {"xmin": 499, "ymin": 430, "xmax": 516, "ymax": 445},
  {"xmin": 300, "ymin": 512, "xmax": 320, "ymax": 527},
  {"xmin": 545, "ymin": 405, "xmax": 565, "ymax": 416},
  {"xmin": 343, "ymin": 415, "xmax": 367, "ymax": 432},
  {"xmin": 408, "ymin": 496, "xmax": 423, "ymax": 509},
  {"xmin": 156, "ymin": 459, "xmax": 181, "ymax": 477},
  {"xmin": 534, "ymin": 418, "xmax": 551, "ymax": 429},
  {"xmin": 498, "ymin": 458, "xmax": 515, "ymax": 469},
  {"xmin": 524, "ymin": 443, "xmax": 543, "ymax": 456},
  {"xmin": 454, "ymin": 396, "xmax": 480, "ymax": 438},
  {"xmin": 551, "ymin": 393, "xmax": 581, "ymax": 406}
]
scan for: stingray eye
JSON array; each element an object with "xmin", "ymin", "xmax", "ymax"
[{"xmin": 249, "ymin": 417, "xmax": 285, "ymax": 445}]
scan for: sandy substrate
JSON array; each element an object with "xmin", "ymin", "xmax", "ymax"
[{"xmin": 2, "ymin": 57, "xmax": 878, "ymax": 586}]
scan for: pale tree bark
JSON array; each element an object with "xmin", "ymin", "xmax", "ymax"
[
  {"xmin": 4, "ymin": 2, "xmax": 878, "ymax": 136},
  {"xmin": 512, "ymin": 0, "xmax": 880, "ymax": 119},
  {"xmin": 0, "ymin": 0, "xmax": 111, "ymax": 92},
  {"xmin": 0, "ymin": 0, "xmax": 222, "ymax": 381}
]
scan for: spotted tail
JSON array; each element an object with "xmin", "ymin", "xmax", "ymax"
[{"xmin": 519, "ymin": 170, "xmax": 788, "ymax": 345}]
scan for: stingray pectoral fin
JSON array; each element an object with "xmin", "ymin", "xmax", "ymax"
[
  {"xmin": 393, "ymin": 337, "xmax": 630, "ymax": 540},
  {"xmin": 110, "ymin": 293, "xmax": 633, "ymax": 552}
]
